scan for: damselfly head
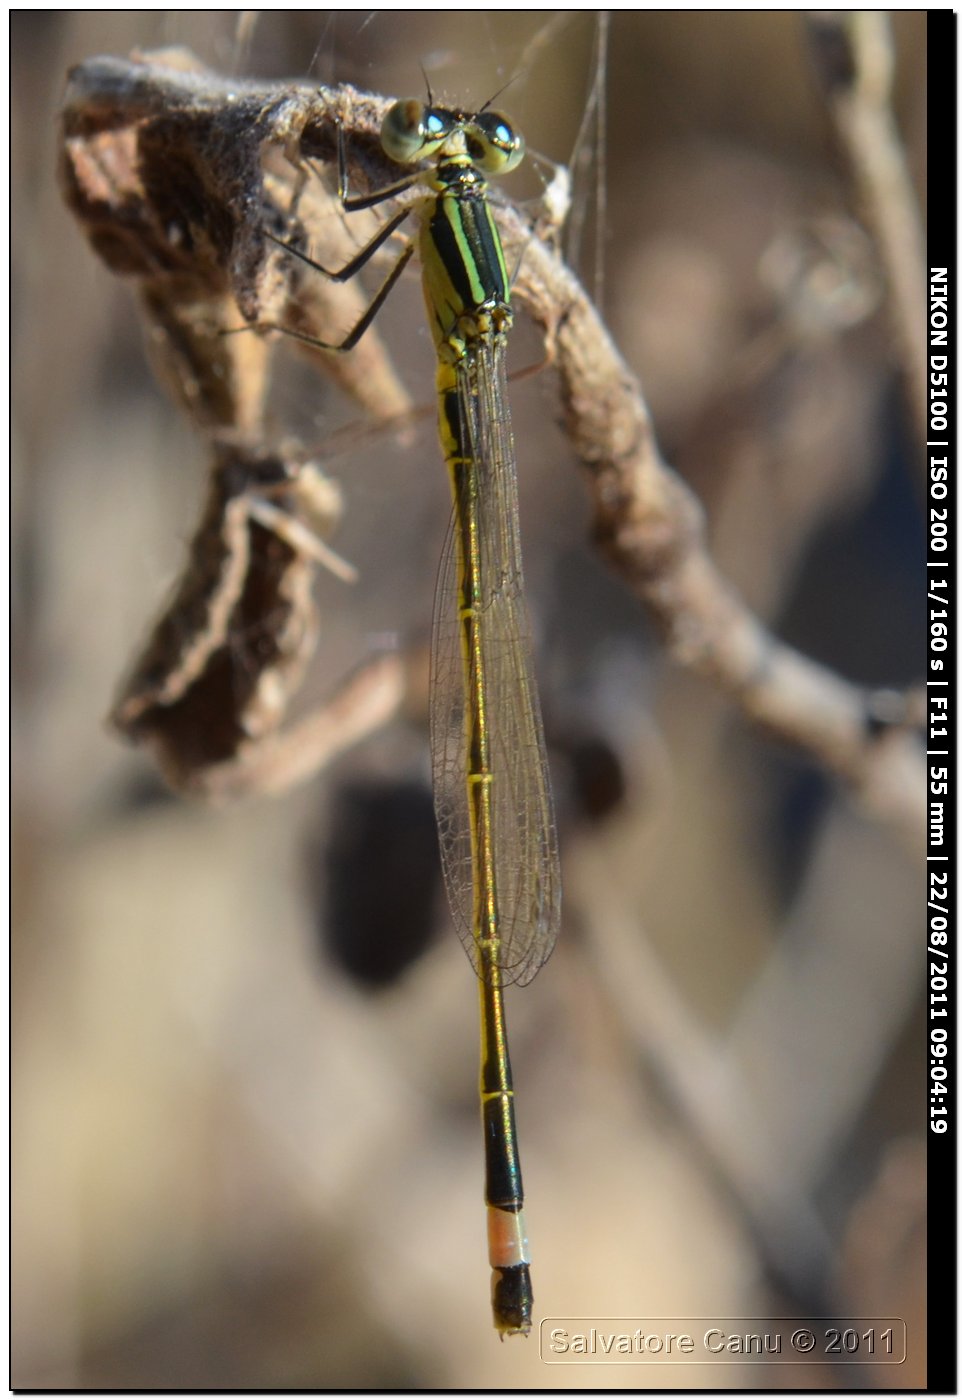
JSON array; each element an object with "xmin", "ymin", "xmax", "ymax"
[{"xmin": 381, "ymin": 100, "xmax": 524, "ymax": 175}]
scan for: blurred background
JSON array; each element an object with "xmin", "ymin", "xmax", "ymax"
[{"xmin": 13, "ymin": 10, "xmax": 927, "ymax": 1389}]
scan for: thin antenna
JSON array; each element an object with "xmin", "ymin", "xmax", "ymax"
[
  {"xmin": 478, "ymin": 71, "xmax": 521, "ymax": 115},
  {"xmin": 419, "ymin": 60, "xmax": 434, "ymax": 107}
]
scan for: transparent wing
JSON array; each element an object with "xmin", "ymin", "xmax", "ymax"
[{"xmin": 430, "ymin": 339, "xmax": 561, "ymax": 988}]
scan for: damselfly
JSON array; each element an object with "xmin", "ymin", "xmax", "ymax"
[{"xmin": 267, "ymin": 93, "xmax": 561, "ymax": 1337}]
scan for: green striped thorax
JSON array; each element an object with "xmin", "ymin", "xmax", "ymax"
[{"xmin": 380, "ymin": 99, "xmax": 525, "ymax": 362}]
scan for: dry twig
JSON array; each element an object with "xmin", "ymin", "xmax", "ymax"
[{"xmin": 806, "ymin": 12, "xmax": 927, "ymax": 442}]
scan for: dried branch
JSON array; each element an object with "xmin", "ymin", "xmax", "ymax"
[
  {"xmin": 60, "ymin": 51, "xmax": 924, "ymax": 848},
  {"xmin": 108, "ymin": 433, "xmax": 405, "ymax": 798},
  {"xmin": 501, "ymin": 213, "xmax": 925, "ymax": 855},
  {"xmin": 806, "ymin": 12, "xmax": 927, "ymax": 443}
]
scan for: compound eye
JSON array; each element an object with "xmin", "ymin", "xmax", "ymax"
[
  {"xmin": 381, "ymin": 99, "xmax": 449, "ymax": 164},
  {"xmin": 468, "ymin": 111, "xmax": 525, "ymax": 174}
]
